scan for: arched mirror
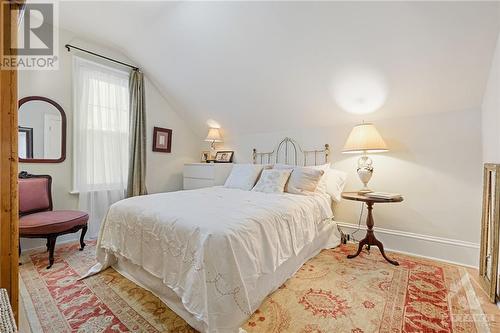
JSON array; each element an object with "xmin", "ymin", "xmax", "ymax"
[{"xmin": 18, "ymin": 96, "xmax": 66, "ymax": 163}]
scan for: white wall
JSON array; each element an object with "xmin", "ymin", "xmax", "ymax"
[
  {"xmin": 19, "ymin": 27, "xmax": 200, "ymax": 250},
  {"xmin": 482, "ymin": 33, "xmax": 500, "ymax": 164},
  {"xmin": 220, "ymin": 109, "xmax": 483, "ymax": 266}
]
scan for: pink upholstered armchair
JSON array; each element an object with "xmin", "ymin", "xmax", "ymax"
[{"xmin": 18, "ymin": 171, "xmax": 89, "ymax": 269}]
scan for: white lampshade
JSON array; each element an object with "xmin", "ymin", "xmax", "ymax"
[
  {"xmin": 205, "ymin": 128, "xmax": 223, "ymax": 143},
  {"xmin": 342, "ymin": 123, "xmax": 388, "ymax": 154}
]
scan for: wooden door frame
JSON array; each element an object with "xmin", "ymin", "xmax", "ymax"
[{"xmin": 1, "ymin": 0, "xmax": 20, "ymax": 322}]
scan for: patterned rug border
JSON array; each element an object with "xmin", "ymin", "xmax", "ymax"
[
  {"xmin": 19, "ymin": 241, "xmax": 497, "ymax": 333},
  {"xmin": 19, "ymin": 275, "xmax": 44, "ymax": 333}
]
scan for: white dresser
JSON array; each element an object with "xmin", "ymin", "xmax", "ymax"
[{"xmin": 183, "ymin": 163, "xmax": 233, "ymax": 190}]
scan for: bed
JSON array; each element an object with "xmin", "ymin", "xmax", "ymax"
[{"xmin": 85, "ymin": 138, "xmax": 342, "ymax": 333}]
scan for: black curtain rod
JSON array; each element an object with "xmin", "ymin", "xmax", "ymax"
[{"xmin": 65, "ymin": 44, "xmax": 139, "ymax": 71}]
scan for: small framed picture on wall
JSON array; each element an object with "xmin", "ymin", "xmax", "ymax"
[
  {"xmin": 214, "ymin": 151, "xmax": 234, "ymax": 163},
  {"xmin": 153, "ymin": 127, "xmax": 172, "ymax": 153}
]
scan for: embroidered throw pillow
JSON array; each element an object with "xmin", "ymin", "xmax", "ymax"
[
  {"xmin": 252, "ymin": 169, "xmax": 292, "ymax": 193},
  {"xmin": 275, "ymin": 163, "xmax": 347, "ymax": 201},
  {"xmin": 288, "ymin": 167, "xmax": 325, "ymax": 195},
  {"xmin": 273, "ymin": 164, "xmax": 324, "ymax": 195}
]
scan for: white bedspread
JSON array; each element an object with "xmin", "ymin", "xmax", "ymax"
[{"xmin": 88, "ymin": 186, "xmax": 336, "ymax": 332}]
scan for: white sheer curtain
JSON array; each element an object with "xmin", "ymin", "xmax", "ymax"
[{"xmin": 73, "ymin": 56, "xmax": 130, "ymax": 238}]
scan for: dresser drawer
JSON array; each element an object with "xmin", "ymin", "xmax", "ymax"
[
  {"xmin": 183, "ymin": 177, "xmax": 215, "ymax": 190},
  {"xmin": 183, "ymin": 164, "xmax": 215, "ymax": 179}
]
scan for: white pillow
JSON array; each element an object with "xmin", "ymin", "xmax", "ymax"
[
  {"xmin": 274, "ymin": 164, "xmax": 324, "ymax": 195},
  {"xmin": 224, "ymin": 164, "xmax": 265, "ymax": 190},
  {"xmin": 273, "ymin": 163, "xmax": 347, "ymax": 201},
  {"xmin": 252, "ymin": 169, "xmax": 292, "ymax": 193},
  {"xmin": 325, "ymin": 169, "xmax": 348, "ymax": 202},
  {"xmin": 309, "ymin": 163, "xmax": 331, "ymax": 195}
]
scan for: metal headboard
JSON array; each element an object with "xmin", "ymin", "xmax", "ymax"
[{"xmin": 252, "ymin": 137, "xmax": 330, "ymax": 166}]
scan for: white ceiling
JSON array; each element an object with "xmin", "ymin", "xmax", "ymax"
[{"xmin": 57, "ymin": 1, "xmax": 500, "ymax": 136}]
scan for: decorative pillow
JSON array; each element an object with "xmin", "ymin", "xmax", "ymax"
[
  {"xmin": 224, "ymin": 164, "xmax": 265, "ymax": 190},
  {"xmin": 252, "ymin": 169, "xmax": 292, "ymax": 193},
  {"xmin": 273, "ymin": 163, "xmax": 347, "ymax": 201},
  {"xmin": 274, "ymin": 164, "xmax": 324, "ymax": 195}
]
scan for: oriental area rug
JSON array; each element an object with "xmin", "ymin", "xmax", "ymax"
[{"xmin": 19, "ymin": 241, "xmax": 497, "ymax": 333}]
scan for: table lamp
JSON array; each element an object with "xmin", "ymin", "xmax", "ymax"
[
  {"xmin": 342, "ymin": 122, "xmax": 388, "ymax": 193},
  {"xmin": 205, "ymin": 128, "xmax": 223, "ymax": 158},
  {"xmin": 205, "ymin": 128, "xmax": 222, "ymax": 148}
]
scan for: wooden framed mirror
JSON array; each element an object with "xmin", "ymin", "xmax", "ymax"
[
  {"xmin": 18, "ymin": 96, "xmax": 66, "ymax": 163},
  {"xmin": 479, "ymin": 163, "xmax": 500, "ymax": 302}
]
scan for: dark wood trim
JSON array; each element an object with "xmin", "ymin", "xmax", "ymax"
[
  {"xmin": 341, "ymin": 192, "xmax": 403, "ymax": 204},
  {"xmin": 18, "ymin": 171, "xmax": 53, "ymax": 214},
  {"xmin": 152, "ymin": 126, "xmax": 172, "ymax": 153},
  {"xmin": 20, "ymin": 225, "xmax": 87, "ymax": 240},
  {"xmin": 18, "ymin": 96, "xmax": 67, "ymax": 163}
]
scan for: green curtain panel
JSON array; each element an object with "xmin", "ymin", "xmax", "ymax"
[{"xmin": 127, "ymin": 70, "xmax": 148, "ymax": 197}]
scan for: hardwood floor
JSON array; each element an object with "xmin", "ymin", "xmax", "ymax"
[
  {"xmin": 18, "ymin": 293, "xmax": 31, "ymax": 333},
  {"xmin": 467, "ymin": 267, "xmax": 500, "ymax": 332}
]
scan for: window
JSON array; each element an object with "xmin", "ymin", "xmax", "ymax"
[{"xmin": 73, "ymin": 56, "xmax": 130, "ymax": 192}]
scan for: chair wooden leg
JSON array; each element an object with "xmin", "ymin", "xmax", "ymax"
[
  {"xmin": 79, "ymin": 225, "xmax": 87, "ymax": 251},
  {"xmin": 47, "ymin": 236, "xmax": 57, "ymax": 269}
]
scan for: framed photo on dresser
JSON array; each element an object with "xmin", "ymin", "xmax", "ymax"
[
  {"xmin": 201, "ymin": 151, "xmax": 211, "ymax": 162},
  {"xmin": 214, "ymin": 151, "xmax": 233, "ymax": 163}
]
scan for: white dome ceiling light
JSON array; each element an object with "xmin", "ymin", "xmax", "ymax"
[{"xmin": 331, "ymin": 67, "xmax": 388, "ymax": 115}]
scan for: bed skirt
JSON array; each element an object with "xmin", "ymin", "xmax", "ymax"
[{"xmin": 111, "ymin": 220, "xmax": 340, "ymax": 332}]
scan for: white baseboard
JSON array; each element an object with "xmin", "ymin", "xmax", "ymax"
[
  {"xmin": 20, "ymin": 234, "xmax": 85, "ymax": 253},
  {"xmin": 335, "ymin": 221, "xmax": 479, "ymax": 268}
]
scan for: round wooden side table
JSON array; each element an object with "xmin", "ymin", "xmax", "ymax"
[{"xmin": 341, "ymin": 192, "xmax": 403, "ymax": 266}]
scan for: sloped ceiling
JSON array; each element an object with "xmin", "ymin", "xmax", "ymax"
[{"xmin": 58, "ymin": 1, "xmax": 500, "ymax": 136}]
